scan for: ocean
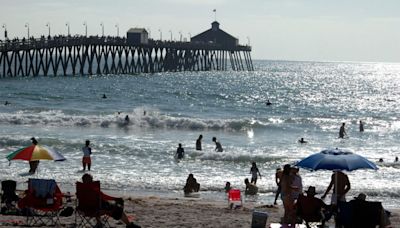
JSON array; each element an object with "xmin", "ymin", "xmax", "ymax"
[{"xmin": 0, "ymin": 60, "xmax": 399, "ymax": 208}]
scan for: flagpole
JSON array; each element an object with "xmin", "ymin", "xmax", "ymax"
[{"xmin": 213, "ymin": 9, "xmax": 217, "ymax": 21}]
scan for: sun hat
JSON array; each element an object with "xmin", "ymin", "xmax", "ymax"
[{"xmin": 305, "ymin": 186, "xmax": 317, "ymax": 196}]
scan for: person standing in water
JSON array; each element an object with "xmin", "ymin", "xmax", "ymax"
[
  {"xmin": 339, "ymin": 123, "xmax": 347, "ymax": 138},
  {"xmin": 196, "ymin": 135, "xmax": 203, "ymax": 151},
  {"xmin": 176, "ymin": 143, "xmax": 184, "ymax": 159},
  {"xmin": 250, "ymin": 162, "xmax": 262, "ymax": 184},
  {"xmin": 29, "ymin": 137, "xmax": 40, "ymax": 174},
  {"xmin": 82, "ymin": 140, "xmax": 92, "ymax": 171},
  {"xmin": 359, "ymin": 120, "xmax": 364, "ymax": 132},
  {"xmin": 212, "ymin": 137, "xmax": 223, "ymax": 152}
]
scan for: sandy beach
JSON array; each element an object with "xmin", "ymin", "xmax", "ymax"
[{"xmin": 0, "ymin": 194, "xmax": 398, "ymax": 227}]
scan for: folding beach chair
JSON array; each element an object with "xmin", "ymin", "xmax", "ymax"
[
  {"xmin": 228, "ymin": 189, "xmax": 243, "ymax": 209},
  {"xmin": 1, "ymin": 180, "xmax": 19, "ymax": 215},
  {"xmin": 75, "ymin": 181, "xmax": 110, "ymax": 228},
  {"xmin": 17, "ymin": 178, "xmax": 64, "ymax": 226}
]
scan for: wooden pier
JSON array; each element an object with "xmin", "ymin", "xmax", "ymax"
[{"xmin": 0, "ymin": 36, "xmax": 253, "ymax": 77}]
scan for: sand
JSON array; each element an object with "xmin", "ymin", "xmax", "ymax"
[{"xmin": 0, "ymin": 195, "xmax": 398, "ymax": 227}]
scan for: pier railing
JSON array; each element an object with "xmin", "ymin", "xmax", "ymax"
[{"xmin": 0, "ymin": 36, "xmax": 253, "ymax": 77}]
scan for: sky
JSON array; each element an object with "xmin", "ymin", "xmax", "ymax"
[{"xmin": 0, "ymin": 0, "xmax": 399, "ymax": 62}]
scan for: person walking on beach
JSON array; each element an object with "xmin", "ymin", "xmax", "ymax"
[
  {"xmin": 196, "ymin": 135, "xmax": 203, "ymax": 151},
  {"xmin": 359, "ymin": 120, "xmax": 364, "ymax": 132},
  {"xmin": 82, "ymin": 140, "xmax": 92, "ymax": 171},
  {"xmin": 176, "ymin": 143, "xmax": 184, "ymax": 159},
  {"xmin": 250, "ymin": 162, "xmax": 262, "ymax": 185},
  {"xmin": 212, "ymin": 137, "xmax": 223, "ymax": 152},
  {"xmin": 273, "ymin": 167, "xmax": 282, "ymax": 205},
  {"xmin": 321, "ymin": 171, "xmax": 351, "ymax": 205},
  {"xmin": 339, "ymin": 123, "xmax": 347, "ymax": 138},
  {"xmin": 29, "ymin": 137, "xmax": 40, "ymax": 174}
]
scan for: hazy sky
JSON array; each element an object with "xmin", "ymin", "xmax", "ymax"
[{"xmin": 0, "ymin": 0, "xmax": 399, "ymax": 62}]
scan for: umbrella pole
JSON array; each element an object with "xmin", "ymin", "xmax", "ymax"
[{"xmin": 335, "ymin": 171, "xmax": 338, "ymax": 204}]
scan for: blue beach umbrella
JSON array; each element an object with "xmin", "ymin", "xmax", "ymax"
[
  {"xmin": 296, "ymin": 148, "xmax": 378, "ymax": 171},
  {"xmin": 296, "ymin": 148, "xmax": 378, "ymax": 205}
]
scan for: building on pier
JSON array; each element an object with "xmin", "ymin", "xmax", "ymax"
[
  {"xmin": 127, "ymin": 28, "xmax": 149, "ymax": 45},
  {"xmin": 191, "ymin": 21, "xmax": 238, "ymax": 47}
]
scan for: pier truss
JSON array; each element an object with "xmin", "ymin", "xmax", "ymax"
[{"xmin": 0, "ymin": 36, "xmax": 253, "ymax": 77}]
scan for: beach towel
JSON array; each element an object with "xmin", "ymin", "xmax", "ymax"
[{"xmin": 29, "ymin": 179, "xmax": 56, "ymax": 198}]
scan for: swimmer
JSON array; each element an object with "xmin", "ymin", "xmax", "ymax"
[
  {"xmin": 379, "ymin": 158, "xmax": 384, "ymax": 163},
  {"xmin": 339, "ymin": 123, "xmax": 347, "ymax": 138},
  {"xmin": 359, "ymin": 120, "xmax": 364, "ymax": 132},
  {"xmin": 176, "ymin": 143, "xmax": 184, "ymax": 159},
  {"xmin": 212, "ymin": 137, "xmax": 223, "ymax": 152},
  {"xmin": 298, "ymin": 138, "xmax": 307, "ymax": 144},
  {"xmin": 196, "ymin": 135, "xmax": 203, "ymax": 151},
  {"xmin": 395, "ymin": 157, "xmax": 399, "ymax": 162},
  {"xmin": 124, "ymin": 115, "xmax": 130, "ymax": 123}
]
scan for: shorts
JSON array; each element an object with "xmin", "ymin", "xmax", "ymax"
[
  {"xmin": 82, "ymin": 156, "xmax": 91, "ymax": 164},
  {"xmin": 331, "ymin": 193, "xmax": 346, "ymax": 205}
]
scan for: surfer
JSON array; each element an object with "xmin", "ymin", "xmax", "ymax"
[
  {"xmin": 102, "ymin": 94, "xmax": 107, "ymax": 99},
  {"xmin": 212, "ymin": 137, "xmax": 223, "ymax": 152},
  {"xmin": 298, "ymin": 138, "xmax": 307, "ymax": 144},
  {"xmin": 339, "ymin": 123, "xmax": 347, "ymax": 138},
  {"xmin": 4, "ymin": 101, "xmax": 10, "ymax": 105},
  {"xmin": 196, "ymin": 135, "xmax": 203, "ymax": 151},
  {"xmin": 176, "ymin": 143, "xmax": 184, "ymax": 159},
  {"xmin": 266, "ymin": 99, "xmax": 272, "ymax": 106},
  {"xmin": 82, "ymin": 140, "xmax": 92, "ymax": 171}
]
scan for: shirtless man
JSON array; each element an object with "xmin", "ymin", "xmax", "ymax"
[
  {"xmin": 322, "ymin": 171, "xmax": 351, "ymax": 204},
  {"xmin": 212, "ymin": 137, "xmax": 223, "ymax": 152}
]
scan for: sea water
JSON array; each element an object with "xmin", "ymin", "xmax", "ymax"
[{"xmin": 0, "ymin": 60, "xmax": 399, "ymax": 208}]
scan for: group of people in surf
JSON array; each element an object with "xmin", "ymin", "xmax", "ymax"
[
  {"xmin": 175, "ymin": 134, "xmax": 223, "ymax": 159},
  {"xmin": 338, "ymin": 120, "xmax": 364, "ymax": 139}
]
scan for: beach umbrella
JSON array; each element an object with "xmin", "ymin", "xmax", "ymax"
[
  {"xmin": 6, "ymin": 144, "xmax": 66, "ymax": 162},
  {"xmin": 296, "ymin": 148, "xmax": 378, "ymax": 171},
  {"xmin": 295, "ymin": 148, "xmax": 377, "ymax": 204}
]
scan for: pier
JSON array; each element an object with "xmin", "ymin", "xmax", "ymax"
[{"xmin": 0, "ymin": 22, "xmax": 253, "ymax": 77}]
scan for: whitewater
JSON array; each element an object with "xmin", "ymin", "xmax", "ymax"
[{"xmin": 0, "ymin": 60, "xmax": 399, "ymax": 208}]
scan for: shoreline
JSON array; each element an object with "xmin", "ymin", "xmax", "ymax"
[{"xmin": 1, "ymin": 192, "xmax": 399, "ymax": 227}]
